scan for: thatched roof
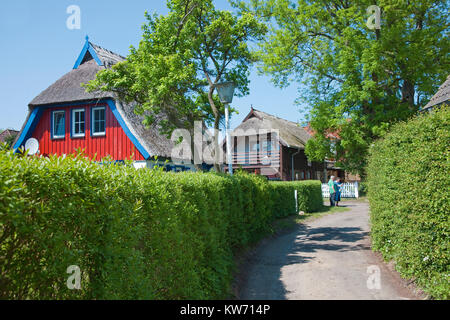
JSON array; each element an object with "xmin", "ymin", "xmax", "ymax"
[
  {"xmin": 423, "ymin": 75, "xmax": 450, "ymax": 110},
  {"xmin": 19, "ymin": 40, "xmax": 174, "ymax": 159},
  {"xmin": 0, "ymin": 129, "xmax": 19, "ymax": 143},
  {"xmin": 29, "ymin": 60, "xmax": 112, "ymax": 106},
  {"xmin": 89, "ymin": 42, "xmax": 126, "ymax": 67},
  {"xmin": 116, "ymin": 102, "xmax": 174, "ymax": 158},
  {"xmin": 232, "ymin": 108, "xmax": 311, "ymax": 149}
]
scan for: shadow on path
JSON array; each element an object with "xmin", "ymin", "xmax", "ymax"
[{"xmin": 241, "ymin": 212, "xmax": 369, "ymax": 299}]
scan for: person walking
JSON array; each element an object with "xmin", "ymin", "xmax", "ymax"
[
  {"xmin": 334, "ymin": 177, "xmax": 343, "ymax": 206},
  {"xmin": 328, "ymin": 176, "xmax": 336, "ymax": 207}
]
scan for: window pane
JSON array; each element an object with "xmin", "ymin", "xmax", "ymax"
[
  {"xmin": 54, "ymin": 112, "xmax": 65, "ymax": 137},
  {"xmin": 73, "ymin": 110, "xmax": 85, "ymax": 135},
  {"xmin": 99, "ymin": 120, "xmax": 105, "ymax": 133},
  {"xmin": 93, "ymin": 108, "xmax": 105, "ymax": 134}
]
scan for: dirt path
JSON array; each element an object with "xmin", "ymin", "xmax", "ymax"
[{"xmin": 239, "ymin": 200, "xmax": 420, "ymax": 300}]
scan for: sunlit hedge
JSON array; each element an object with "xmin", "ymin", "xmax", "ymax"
[
  {"xmin": 0, "ymin": 150, "xmax": 322, "ymax": 299},
  {"xmin": 368, "ymin": 106, "xmax": 449, "ymax": 299},
  {"xmin": 270, "ymin": 180, "xmax": 323, "ymax": 217}
]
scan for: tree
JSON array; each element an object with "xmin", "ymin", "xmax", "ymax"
[
  {"xmin": 0, "ymin": 130, "xmax": 18, "ymax": 149},
  {"xmin": 86, "ymin": 0, "xmax": 266, "ymax": 171},
  {"xmin": 236, "ymin": 0, "xmax": 449, "ymax": 177}
]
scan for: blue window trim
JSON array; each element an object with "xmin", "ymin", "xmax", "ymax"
[
  {"xmin": 91, "ymin": 106, "xmax": 106, "ymax": 137},
  {"xmin": 71, "ymin": 108, "xmax": 86, "ymax": 139},
  {"xmin": 51, "ymin": 110, "xmax": 66, "ymax": 140}
]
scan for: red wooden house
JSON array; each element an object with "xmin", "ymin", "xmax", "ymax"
[{"xmin": 13, "ymin": 37, "xmax": 189, "ymax": 170}]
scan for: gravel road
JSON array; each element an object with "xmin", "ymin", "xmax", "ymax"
[{"xmin": 239, "ymin": 200, "xmax": 419, "ymax": 300}]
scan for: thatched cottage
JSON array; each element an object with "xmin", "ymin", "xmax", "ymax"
[{"xmin": 13, "ymin": 37, "xmax": 193, "ymax": 171}]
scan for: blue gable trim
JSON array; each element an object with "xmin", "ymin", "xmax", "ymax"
[
  {"xmin": 106, "ymin": 99, "xmax": 151, "ymax": 159},
  {"xmin": 13, "ymin": 108, "xmax": 44, "ymax": 151},
  {"xmin": 34, "ymin": 100, "xmax": 106, "ymax": 110},
  {"xmin": 73, "ymin": 36, "xmax": 103, "ymax": 69}
]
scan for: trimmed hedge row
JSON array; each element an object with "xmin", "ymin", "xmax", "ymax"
[
  {"xmin": 270, "ymin": 180, "xmax": 323, "ymax": 217},
  {"xmin": 367, "ymin": 106, "xmax": 450, "ymax": 299},
  {"xmin": 0, "ymin": 150, "xmax": 323, "ymax": 299}
]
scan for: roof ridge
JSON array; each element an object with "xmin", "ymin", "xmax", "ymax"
[
  {"xmin": 423, "ymin": 74, "xmax": 450, "ymax": 109},
  {"xmin": 89, "ymin": 42, "xmax": 126, "ymax": 60},
  {"xmin": 254, "ymin": 108, "xmax": 303, "ymax": 127}
]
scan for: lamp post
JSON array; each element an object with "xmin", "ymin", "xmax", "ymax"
[{"xmin": 214, "ymin": 82, "xmax": 236, "ymax": 176}]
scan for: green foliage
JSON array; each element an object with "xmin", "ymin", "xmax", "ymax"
[
  {"xmin": 1, "ymin": 133, "xmax": 17, "ymax": 149},
  {"xmin": 85, "ymin": 0, "xmax": 267, "ymax": 170},
  {"xmin": 367, "ymin": 106, "xmax": 450, "ymax": 299},
  {"xmin": 0, "ymin": 151, "xmax": 322, "ymax": 299},
  {"xmin": 237, "ymin": 0, "xmax": 449, "ymax": 176},
  {"xmin": 358, "ymin": 181, "xmax": 368, "ymax": 197},
  {"xmin": 270, "ymin": 180, "xmax": 323, "ymax": 216}
]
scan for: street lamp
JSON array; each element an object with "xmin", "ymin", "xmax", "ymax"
[{"xmin": 214, "ymin": 82, "xmax": 236, "ymax": 176}]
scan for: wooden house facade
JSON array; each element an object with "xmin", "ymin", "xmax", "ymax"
[{"xmin": 225, "ymin": 108, "xmax": 327, "ymax": 182}]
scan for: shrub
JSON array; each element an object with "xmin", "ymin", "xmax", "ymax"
[
  {"xmin": 0, "ymin": 150, "xmax": 323, "ymax": 299},
  {"xmin": 358, "ymin": 181, "xmax": 368, "ymax": 197},
  {"xmin": 270, "ymin": 180, "xmax": 323, "ymax": 216},
  {"xmin": 367, "ymin": 106, "xmax": 450, "ymax": 299}
]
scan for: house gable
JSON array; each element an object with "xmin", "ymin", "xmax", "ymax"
[
  {"xmin": 13, "ymin": 99, "xmax": 149, "ymax": 161},
  {"xmin": 14, "ymin": 37, "xmax": 174, "ymax": 161},
  {"xmin": 73, "ymin": 36, "xmax": 126, "ymax": 69}
]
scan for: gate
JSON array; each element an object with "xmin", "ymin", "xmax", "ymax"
[{"xmin": 322, "ymin": 182, "xmax": 359, "ymax": 199}]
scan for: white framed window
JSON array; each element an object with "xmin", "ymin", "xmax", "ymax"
[
  {"xmin": 72, "ymin": 109, "xmax": 85, "ymax": 138},
  {"xmin": 91, "ymin": 107, "xmax": 106, "ymax": 136},
  {"xmin": 52, "ymin": 110, "xmax": 65, "ymax": 139}
]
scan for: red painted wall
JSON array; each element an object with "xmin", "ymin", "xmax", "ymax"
[{"xmin": 32, "ymin": 102, "xmax": 145, "ymax": 161}]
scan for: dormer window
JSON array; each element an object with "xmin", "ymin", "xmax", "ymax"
[
  {"xmin": 72, "ymin": 109, "xmax": 85, "ymax": 138},
  {"xmin": 91, "ymin": 107, "xmax": 106, "ymax": 136}
]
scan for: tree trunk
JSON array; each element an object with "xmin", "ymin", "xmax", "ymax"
[
  {"xmin": 213, "ymin": 116, "xmax": 221, "ymax": 172},
  {"xmin": 401, "ymin": 79, "xmax": 415, "ymax": 109}
]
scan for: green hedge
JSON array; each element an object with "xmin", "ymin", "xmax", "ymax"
[
  {"xmin": 270, "ymin": 180, "xmax": 323, "ymax": 217},
  {"xmin": 367, "ymin": 106, "xmax": 450, "ymax": 299},
  {"xmin": 0, "ymin": 151, "xmax": 322, "ymax": 299}
]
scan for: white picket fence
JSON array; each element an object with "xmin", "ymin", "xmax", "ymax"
[{"xmin": 322, "ymin": 182, "xmax": 359, "ymax": 199}]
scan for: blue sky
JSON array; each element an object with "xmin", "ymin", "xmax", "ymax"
[{"xmin": 0, "ymin": 0, "xmax": 306, "ymax": 131}]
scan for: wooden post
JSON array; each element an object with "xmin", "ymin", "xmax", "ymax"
[
  {"xmin": 256, "ymin": 133, "xmax": 259, "ymax": 164},
  {"xmin": 295, "ymin": 189, "xmax": 298, "ymax": 213},
  {"xmin": 279, "ymin": 143, "xmax": 283, "ymax": 180}
]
